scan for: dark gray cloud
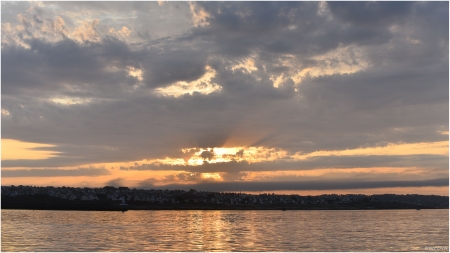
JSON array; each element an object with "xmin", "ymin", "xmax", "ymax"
[
  {"xmin": 1, "ymin": 38, "xmax": 139, "ymax": 97},
  {"xmin": 142, "ymin": 48, "xmax": 208, "ymax": 88},
  {"xmin": 1, "ymin": 167, "xmax": 110, "ymax": 177},
  {"xmin": 327, "ymin": 2, "xmax": 414, "ymax": 27},
  {"xmin": 188, "ymin": 2, "xmax": 399, "ymax": 58},
  {"xmin": 104, "ymin": 177, "xmax": 126, "ymax": 187},
  {"xmin": 300, "ymin": 65, "xmax": 448, "ymax": 111},
  {"xmin": 138, "ymin": 178, "xmax": 449, "ymax": 192},
  {"xmin": 200, "ymin": 150, "xmax": 215, "ymax": 161}
]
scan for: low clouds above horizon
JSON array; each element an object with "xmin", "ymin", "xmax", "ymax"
[{"xmin": 1, "ymin": 2, "xmax": 448, "ymax": 193}]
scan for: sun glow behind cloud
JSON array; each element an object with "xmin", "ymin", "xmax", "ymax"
[
  {"xmin": 43, "ymin": 140, "xmax": 446, "ymax": 172},
  {"xmin": 201, "ymin": 173, "xmax": 222, "ymax": 180},
  {"xmin": 2, "ymin": 140, "xmax": 447, "ymax": 193},
  {"xmin": 171, "ymin": 141, "xmax": 449, "ymax": 167},
  {"xmin": 2, "ymin": 139, "xmax": 446, "ymax": 175},
  {"xmin": 181, "ymin": 146, "xmax": 289, "ymax": 165}
]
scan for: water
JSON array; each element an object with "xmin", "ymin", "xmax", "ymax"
[{"xmin": 1, "ymin": 209, "xmax": 448, "ymax": 252}]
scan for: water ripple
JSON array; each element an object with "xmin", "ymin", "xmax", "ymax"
[{"xmin": 1, "ymin": 209, "xmax": 448, "ymax": 251}]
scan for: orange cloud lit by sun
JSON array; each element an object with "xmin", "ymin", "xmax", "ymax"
[
  {"xmin": 1, "ymin": 139, "xmax": 60, "ymax": 160},
  {"xmin": 200, "ymin": 173, "xmax": 223, "ymax": 180},
  {"xmin": 2, "ymin": 139, "xmax": 448, "ymax": 195},
  {"xmin": 181, "ymin": 146, "xmax": 289, "ymax": 165},
  {"xmin": 237, "ymin": 167, "xmax": 431, "ymax": 182},
  {"xmin": 175, "ymin": 141, "xmax": 448, "ymax": 166},
  {"xmin": 291, "ymin": 141, "xmax": 448, "ymax": 159}
]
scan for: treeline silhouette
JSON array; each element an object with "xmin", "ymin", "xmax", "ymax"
[{"xmin": 1, "ymin": 185, "xmax": 448, "ymax": 211}]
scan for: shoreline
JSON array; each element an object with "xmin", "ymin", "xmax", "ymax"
[{"xmin": 2, "ymin": 200, "xmax": 446, "ymax": 211}]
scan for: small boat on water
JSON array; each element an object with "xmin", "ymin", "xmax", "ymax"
[{"xmin": 119, "ymin": 197, "xmax": 128, "ymax": 212}]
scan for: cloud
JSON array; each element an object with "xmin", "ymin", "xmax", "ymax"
[
  {"xmin": 138, "ymin": 178, "xmax": 449, "ymax": 192},
  {"xmin": 327, "ymin": 2, "xmax": 414, "ymax": 27},
  {"xmin": 104, "ymin": 177, "xmax": 126, "ymax": 187},
  {"xmin": 1, "ymin": 167, "xmax": 111, "ymax": 177},
  {"xmin": 109, "ymin": 26, "xmax": 131, "ymax": 39},
  {"xmin": 117, "ymin": 154, "xmax": 448, "ymax": 173},
  {"xmin": 142, "ymin": 48, "xmax": 208, "ymax": 88},
  {"xmin": 72, "ymin": 19, "xmax": 101, "ymax": 43},
  {"xmin": 236, "ymin": 149, "xmax": 244, "ymax": 157},
  {"xmin": 1, "ymin": 37, "xmax": 139, "ymax": 98},
  {"xmin": 187, "ymin": 2, "xmax": 399, "ymax": 58},
  {"xmin": 200, "ymin": 149, "xmax": 215, "ymax": 161},
  {"xmin": 1, "ymin": 2, "xmax": 448, "ymax": 194}
]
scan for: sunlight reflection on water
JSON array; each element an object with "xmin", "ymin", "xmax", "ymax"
[{"xmin": 1, "ymin": 209, "xmax": 448, "ymax": 251}]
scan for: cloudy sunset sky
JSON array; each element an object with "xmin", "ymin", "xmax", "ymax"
[{"xmin": 1, "ymin": 1, "xmax": 448, "ymax": 195}]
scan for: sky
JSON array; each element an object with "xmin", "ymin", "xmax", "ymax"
[{"xmin": 1, "ymin": 1, "xmax": 449, "ymax": 195}]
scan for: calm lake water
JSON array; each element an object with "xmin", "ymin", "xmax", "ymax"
[{"xmin": 1, "ymin": 209, "xmax": 448, "ymax": 252}]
